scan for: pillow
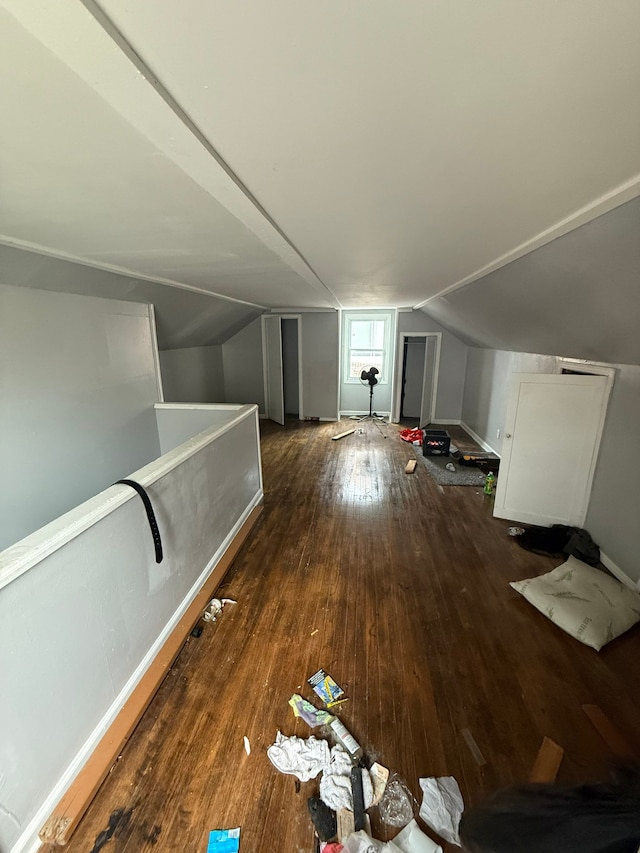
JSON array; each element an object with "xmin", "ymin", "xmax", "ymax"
[{"xmin": 510, "ymin": 556, "xmax": 640, "ymax": 651}]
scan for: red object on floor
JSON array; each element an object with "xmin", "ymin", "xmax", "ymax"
[{"xmin": 399, "ymin": 428, "xmax": 423, "ymax": 443}]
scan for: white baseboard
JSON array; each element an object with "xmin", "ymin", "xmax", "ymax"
[
  {"xmin": 460, "ymin": 421, "xmax": 499, "ymax": 455},
  {"xmin": 600, "ymin": 550, "xmax": 639, "ymax": 591},
  {"xmin": 430, "ymin": 418, "xmax": 461, "ymax": 426},
  {"xmin": 10, "ymin": 493, "xmax": 263, "ymax": 853},
  {"xmin": 340, "ymin": 410, "xmax": 391, "ymax": 417}
]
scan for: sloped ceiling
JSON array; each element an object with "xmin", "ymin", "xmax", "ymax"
[{"xmin": 1, "ymin": 1, "xmax": 639, "ymax": 358}]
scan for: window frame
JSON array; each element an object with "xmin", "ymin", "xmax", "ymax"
[{"xmin": 342, "ymin": 311, "xmax": 393, "ymax": 385}]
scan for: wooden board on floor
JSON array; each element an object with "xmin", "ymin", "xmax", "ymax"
[
  {"xmin": 332, "ymin": 428, "xmax": 356, "ymax": 441},
  {"xmin": 582, "ymin": 704, "xmax": 639, "ymax": 760},
  {"xmin": 405, "ymin": 459, "xmax": 417, "ymax": 474},
  {"xmin": 529, "ymin": 737, "xmax": 564, "ymax": 783}
]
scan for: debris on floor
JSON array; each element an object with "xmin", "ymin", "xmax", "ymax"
[
  {"xmin": 399, "ymin": 428, "xmax": 423, "ymax": 445},
  {"xmin": 289, "ymin": 693, "xmax": 335, "ymax": 727},
  {"xmin": 207, "ymin": 827, "xmax": 240, "ymax": 852},
  {"xmin": 308, "ymin": 668, "xmax": 346, "ymax": 707},
  {"xmin": 320, "ymin": 745, "xmax": 373, "ymax": 812},
  {"xmin": 243, "ymin": 736, "xmax": 251, "ymax": 756},
  {"xmin": 203, "ymin": 597, "xmax": 236, "ymax": 622},
  {"xmin": 309, "ymin": 796, "xmax": 338, "ymax": 841},
  {"xmin": 267, "ymin": 731, "xmax": 330, "ymax": 781},
  {"xmin": 332, "ymin": 429, "xmax": 356, "ymax": 441},
  {"xmin": 405, "ymin": 459, "xmax": 418, "ymax": 474},
  {"xmin": 266, "ymin": 669, "xmax": 460, "ymax": 851},
  {"xmin": 418, "ymin": 776, "xmax": 464, "ymax": 845},
  {"xmin": 379, "ymin": 777, "xmax": 415, "ymax": 827},
  {"xmin": 328, "ymin": 717, "xmax": 362, "ymax": 759},
  {"xmin": 393, "ymin": 819, "xmax": 443, "ymax": 852},
  {"xmin": 529, "ymin": 736, "xmax": 564, "ymax": 783}
]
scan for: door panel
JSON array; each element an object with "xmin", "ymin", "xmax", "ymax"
[
  {"xmin": 493, "ymin": 373, "xmax": 608, "ymax": 526},
  {"xmin": 263, "ymin": 316, "xmax": 284, "ymax": 425},
  {"xmin": 420, "ymin": 337, "xmax": 437, "ymax": 428}
]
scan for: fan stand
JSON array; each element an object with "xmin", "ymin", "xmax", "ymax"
[{"xmin": 350, "ymin": 382, "xmax": 386, "ymax": 422}]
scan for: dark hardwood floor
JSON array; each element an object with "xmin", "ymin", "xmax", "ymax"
[{"xmin": 61, "ymin": 418, "xmax": 640, "ymax": 852}]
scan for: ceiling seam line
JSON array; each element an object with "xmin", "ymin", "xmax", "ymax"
[
  {"xmin": 79, "ymin": 0, "xmax": 342, "ymax": 310},
  {"xmin": 0, "ymin": 236, "xmax": 268, "ymax": 310}
]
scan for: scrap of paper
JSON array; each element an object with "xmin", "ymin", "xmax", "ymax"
[
  {"xmin": 289, "ymin": 693, "xmax": 335, "ymax": 727},
  {"xmin": 308, "ymin": 668, "xmax": 345, "ymax": 707},
  {"xmin": 207, "ymin": 828, "xmax": 240, "ymax": 852}
]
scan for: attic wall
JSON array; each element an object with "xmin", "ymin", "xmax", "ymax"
[
  {"xmin": 462, "ymin": 347, "xmax": 640, "ymax": 584},
  {"xmin": 0, "ymin": 244, "xmax": 262, "ymax": 350},
  {"xmin": 222, "ymin": 318, "xmax": 266, "ymax": 413},
  {"xmin": 160, "ymin": 345, "xmax": 225, "ymax": 403},
  {"xmin": 0, "ymin": 284, "xmax": 160, "ymax": 551},
  {"xmin": 300, "ymin": 312, "xmax": 339, "ymax": 420},
  {"xmin": 422, "ymin": 196, "xmax": 640, "ymax": 366},
  {"xmin": 398, "ymin": 311, "xmax": 468, "ymax": 421},
  {"xmin": 585, "ymin": 362, "xmax": 640, "ymax": 582}
]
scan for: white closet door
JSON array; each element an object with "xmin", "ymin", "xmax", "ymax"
[
  {"xmin": 263, "ymin": 316, "xmax": 284, "ymax": 425},
  {"xmin": 494, "ymin": 373, "xmax": 609, "ymax": 527}
]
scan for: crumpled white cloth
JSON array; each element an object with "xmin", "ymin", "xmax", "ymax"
[
  {"xmin": 418, "ymin": 776, "xmax": 464, "ymax": 846},
  {"xmin": 319, "ymin": 744, "xmax": 374, "ymax": 812},
  {"xmin": 267, "ymin": 731, "xmax": 330, "ymax": 781}
]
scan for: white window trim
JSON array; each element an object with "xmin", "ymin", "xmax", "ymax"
[{"xmin": 342, "ymin": 311, "xmax": 393, "ymax": 385}]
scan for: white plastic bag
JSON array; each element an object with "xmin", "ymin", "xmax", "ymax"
[{"xmin": 418, "ymin": 776, "xmax": 464, "ymax": 846}]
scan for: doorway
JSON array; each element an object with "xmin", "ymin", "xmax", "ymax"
[
  {"xmin": 393, "ymin": 333, "xmax": 441, "ymax": 426},
  {"xmin": 281, "ymin": 318, "xmax": 299, "ymax": 418},
  {"xmin": 262, "ymin": 314, "xmax": 303, "ymax": 424},
  {"xmin": 400, "ymin": 337, "xmax": 425, "ymax": 421}
]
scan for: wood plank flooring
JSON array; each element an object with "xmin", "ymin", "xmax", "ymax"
[{"xmin": 59, "ymin": 419, "xmax": 640, "ymax": 853}]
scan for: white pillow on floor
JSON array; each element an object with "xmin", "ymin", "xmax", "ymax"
[{"xmin": 510, "ymin": 556, "xmax": 640, "ymax": 651}]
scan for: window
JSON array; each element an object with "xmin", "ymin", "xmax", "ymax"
[{"xmin": 343, "ymin": 312, "xmax": 393, "ymax": 383}]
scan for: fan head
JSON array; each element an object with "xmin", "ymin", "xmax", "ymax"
[{"xmin": 360, "ymin": 367, "xmax": 379, "ymax": 386}]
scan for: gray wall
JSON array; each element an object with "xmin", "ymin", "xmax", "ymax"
[
  {"xmin": 300, "ymin": 312, "xmax": 339, "ymax": 420},
  {"xmin": 282, "ymin": 318, "xmax": 299, "ymax": 415},
  {"xmin": 0, "ymin": 243, "xmax": 262, "ymax": 350},
  {"xmin": 462, "ymin": 347, "xmax": 640, "ymax": 584},
  {"xmin": 160, "ymin": 345, "xmax": 225, "ymax": 403},
  {"xmin": 585, "ymin": 363, "xmax": 640, "ymax": 583},
  {"xmin": 0, "ymin": 285, "xmax": 160, "ymax": 551},
  {"xmin": 423, "ymin": 196, "xmax": 640, "ymax": 366},
  {"xmin": 222, "ymin": 317, "xmax": 266, "ymax": 413},
  {"xmin": 399, "ymin": 310, "xmax": 469, "ymax": 421},
  {"xmin": 462, "ymin": 349, "xmax": 555, "ymax": 453}
]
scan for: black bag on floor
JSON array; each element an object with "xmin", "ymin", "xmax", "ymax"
[{"xmin": 516, "ymin": 524, "xmax": 600, "ymax": 566}]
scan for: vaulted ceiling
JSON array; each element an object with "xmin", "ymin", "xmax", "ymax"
[{"xmin": 2, "ymin": 1, "xmax": 639, "ymax": 359}]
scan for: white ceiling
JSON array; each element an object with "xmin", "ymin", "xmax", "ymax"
[{"xmin": 2, "ymin": 0, "xmax": 640, "ymax": 313}]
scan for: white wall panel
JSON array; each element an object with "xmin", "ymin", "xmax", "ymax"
[{"xmin": 0, "ymin": 285, "xmax": 161, "ymax": 551}]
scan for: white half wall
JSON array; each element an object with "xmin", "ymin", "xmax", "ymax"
[
  {"xmin": 155, "ymin": 403, "xmax": 248, "ymax": 454},
  {"xmin": 0, "ymin": 404, "xmax": 262, "ymax": 853}
]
